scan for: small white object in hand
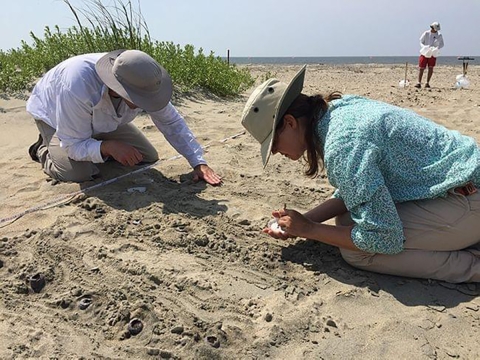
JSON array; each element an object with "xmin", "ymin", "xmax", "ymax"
[{"xmin": 267, "ymin": 217, "xmax": 286, "ymax": 234}]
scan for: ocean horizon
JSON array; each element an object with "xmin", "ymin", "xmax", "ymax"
[{"xmin": 225, "ymin": 56, "xmax": 477, "ymax": 66}]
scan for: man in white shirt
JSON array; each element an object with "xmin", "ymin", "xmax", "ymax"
[
  {"xmin": 26, "ymin": 49, "xmax": 222, "ymax": 185},
  {"xmin": 415, "ymin": 22, "xmax": 444, "ymax": 89}
]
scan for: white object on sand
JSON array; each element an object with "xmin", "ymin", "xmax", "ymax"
[{"xmin": 455, "ymin": 74, "xmax": 470, "ymax": 89}]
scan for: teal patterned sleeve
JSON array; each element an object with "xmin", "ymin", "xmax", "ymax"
[
  {"xmin": 327, "ymin": 135, "xmax": 405, "ymax": 254},
  {"xmin": 349, "ymin": 184, "xmax": 405, "ymax": 254}
]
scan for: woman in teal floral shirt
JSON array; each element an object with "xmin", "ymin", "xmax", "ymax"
[{"xmin": 241, "ymin": 66, "xmax": 480, "ymax": 283}]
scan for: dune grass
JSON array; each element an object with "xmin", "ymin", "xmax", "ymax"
[{"xmin": 0, "ymin": 0, "xmax": 254, "ymax": 97}]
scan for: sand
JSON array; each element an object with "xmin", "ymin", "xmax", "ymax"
[{"xmin": 1, "ymin": 63, "xmax": 480, "ymax": 359}]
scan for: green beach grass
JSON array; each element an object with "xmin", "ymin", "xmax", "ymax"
[{"xmin": 0, "ymin": 0, "xmax": 254, "ymax": 97}]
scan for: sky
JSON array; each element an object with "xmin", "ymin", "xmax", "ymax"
[{"xmin": 1, "ymin": 0, "xmax": 479, "ymax": 57}]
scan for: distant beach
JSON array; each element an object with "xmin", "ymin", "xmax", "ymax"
[{"xmin": 226, "ymin": 56, "xmax": 478, "ymax": 66}]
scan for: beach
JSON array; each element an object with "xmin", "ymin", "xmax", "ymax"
[{"xmin": 1, "ymin": 63, "xmax": 480, "ymax": 359}]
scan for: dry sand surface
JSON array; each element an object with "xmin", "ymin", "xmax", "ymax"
[{"xmin": 1, "ymin": 63, "xmax": 480, "ymax": 359}]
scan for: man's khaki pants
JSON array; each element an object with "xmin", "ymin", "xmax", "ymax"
[
  {"xmin": 34, "ymin": 120, "xmax": 159, "ymax": 182},
  {"xmin": 336, "ymin": 190, "xmax": 480, "ymax": 283}
]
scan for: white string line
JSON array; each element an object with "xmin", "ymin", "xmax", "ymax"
[{"xmin": 0, "ymin": 131, "xmax": 246, "ymax": 226}]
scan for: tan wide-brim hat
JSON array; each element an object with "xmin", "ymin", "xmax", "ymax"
[
  {"xmin": 241, "ymin": 65, "xmax": 306, "ymax": 167},
  {"xmin": 96, "ymin": 49, "xmax": 173, "ymax": 112}
]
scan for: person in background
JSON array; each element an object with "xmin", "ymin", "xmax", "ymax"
[
  {"xmin": 241, "ymin": 66, "xmax": 480, "ymax": 283},
  {"xmin": 415, "ymin": 21, "xmax": 444, "ymax": 89},
  {"xmin": 26, "ymin": 49, "xmax": 222, "ymax": 185}
]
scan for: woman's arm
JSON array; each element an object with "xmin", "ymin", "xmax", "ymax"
[
  {"xmin": 302, "ymin": 222, "xmax": 357, "ymax": 250},
  {"xmin": 303, "ymin": 197, "xmax": 348, "ymax": 223},
  {"xmin": 272, "ymin": 208, "xmax": 358, "ymax": 251}
]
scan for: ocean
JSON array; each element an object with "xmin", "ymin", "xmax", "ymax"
[{"xmin": 225, "ymin": 56, "xmax": 477, "ymax": 66}]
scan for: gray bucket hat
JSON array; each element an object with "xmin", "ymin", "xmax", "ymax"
[
  {"xmin": 95, "ymin": 49, "xmax": 173, "ymax": 112},
  {"xmin": 430, "ymin": 22, "xmax": 441, "ymax": 31},
  {"xmin": 241, "ymin": 65, "xmax": 306, "ymax": 167}
]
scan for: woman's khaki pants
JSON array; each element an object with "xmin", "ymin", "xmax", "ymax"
[
  {"xmin": 336, "ymin": 190, "xmax": 480, "ymax": 283},
  {"xmin": 35, "ymin": 120, "xmax": 158, "ymax": 182}
]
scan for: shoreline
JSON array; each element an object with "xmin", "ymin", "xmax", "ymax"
[{"xmin": 227, "ymin": 55, "xmax": 479, "ymax": 66}]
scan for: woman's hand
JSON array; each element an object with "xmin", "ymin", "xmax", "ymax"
[
  {"xmin": 193, "ymin": 164, "xmax": 222, "ymax": 186},
  {"xmin": 263, "ymin": 207, "xmax": 313, "ymax": 240},
  {"xmin": 263, "ymin": 217, "xmax": 292, "ymax": 240},
  {"xmin": 276, "ymin": 208, "xmax": 314, "ymax": 238},
  {"xmin": 263, "ymin": 206, "xmax": 358, "ymax": 250}
]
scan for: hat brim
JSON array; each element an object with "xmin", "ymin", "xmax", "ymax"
[
  {"xmin": 261, "ymin": 65, "xmax": 307, "ymax": 167},
  {"xmin": 260, "ymin": 131, "xmax": 274, "ymax": 166},
  {"xmin": 95, "ymin": 49, "xmax": 173, "ymax": 112}
]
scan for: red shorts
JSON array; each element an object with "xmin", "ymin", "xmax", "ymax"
[{"xmin": 419, "ymin": 55, "xmax": 437, "ymax": 69}]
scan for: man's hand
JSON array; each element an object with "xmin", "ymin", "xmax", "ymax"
[
  {"xmin": 100, "ymin": 140, "xmax": 143, "ymax": 166},
  {"xmin": 193, "ymin": 164, "xmax": 222, "ymax": 186}
]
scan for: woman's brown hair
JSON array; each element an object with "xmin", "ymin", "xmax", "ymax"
[{"xmin": 283, "ymin": 92, "xmax": 342, "ymax": 177}]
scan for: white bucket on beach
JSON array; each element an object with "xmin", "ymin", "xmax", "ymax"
[
  {"xmin": 455, "ymin": 75, "xmax": 470, "ymax": 89},
  {"xmin": 398, "ymin": 79, "xmax": 410, "ymax": 88}
]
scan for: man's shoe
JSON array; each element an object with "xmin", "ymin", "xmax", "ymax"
[
  {"xmin": 425, "ymin": 83, "xmax": 431, "ymax": 88},
  {"xmin": 414, "ymin": 83, "xmax": 421, "ymax": 89},
  {"xmin": 28, "ymin": 134, "xmax": 43, "ymax": 162}
]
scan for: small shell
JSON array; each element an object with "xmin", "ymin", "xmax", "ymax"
[{"xmin": 267, "ymin": 218, "xmax": 286, "ymax": 234}]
